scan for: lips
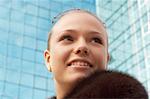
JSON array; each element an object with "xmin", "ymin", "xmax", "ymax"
[{"xmin": 67, "ymin": 59, "xmax": 93, "ymax": 68}]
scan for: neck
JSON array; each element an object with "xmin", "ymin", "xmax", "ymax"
[{"xmin": 54, "ymin": 80, "xmax": 72, "ymax": 99}]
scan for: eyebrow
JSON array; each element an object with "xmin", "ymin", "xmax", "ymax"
[
  {"xmin": 61, "ymin": 29, "xmax": 105, "ymax": 37},
  {"xmin": 87, "ymin": 31, "xmax": 105, "ymax": 37}
]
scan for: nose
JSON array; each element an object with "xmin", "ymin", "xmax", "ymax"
[{"xmin": 74, "ymin": 40, "xmax": 89, "ymax": 56}]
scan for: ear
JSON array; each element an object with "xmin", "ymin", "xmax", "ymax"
[
  {"xmin": 107, "ymin": 53, "xmax": 110, "ymax": 63},
  {"xmin": 44, "ymin": 49, "xmax": 51, "ymax": 72}
]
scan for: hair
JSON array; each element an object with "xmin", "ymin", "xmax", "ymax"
[
  {"xmin": 47, "ymin": 8, "xmax": 107, "ymax": 50},
  {"xmin": 64, "ymin": 70, "xmax": 148, "ymax": 99}
]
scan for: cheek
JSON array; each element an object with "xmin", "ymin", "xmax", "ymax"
[
  {"xmin": 50, "ymin": 44, "xmax": 73, "ymax": 82},
  {"xmin": 50, "ymin": 44, "xmax": 72, "ymax": 70},
  {"xmin": 51, "ymin": 48, "xmax": 65, "ymax": 65},
  {"xmin": 92, "ymin": 47, "xmax": 107, "ymax": 69}
]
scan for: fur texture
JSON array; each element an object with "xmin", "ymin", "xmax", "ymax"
[{"xmin": 64, "ymin": 70, "xmax": 148, "ymax": 99}]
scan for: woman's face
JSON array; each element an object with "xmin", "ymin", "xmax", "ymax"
[{"xmin": 45, "ymin": 12, "xmax": 109, "ymax": 85}]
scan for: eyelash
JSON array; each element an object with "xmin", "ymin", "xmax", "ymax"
[
  {"xmin": 92, "ymin": 37, "xmax": 103, "ymax": 44},
  {"xmin": 60, "ymin": 35, "xmax": 103, "ymax": 44},
  {"xmin": 60, "ymin": 35, "xmax": 73, "ymax": 41}
]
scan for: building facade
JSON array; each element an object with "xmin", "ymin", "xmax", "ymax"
[{"xmin": 0, "ymin": 0, "xmax": 149, "ymax": 98}]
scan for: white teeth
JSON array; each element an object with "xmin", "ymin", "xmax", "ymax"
[{"xmin": 70, "ymin": 61, "xmax": 90, "ymax": 67}]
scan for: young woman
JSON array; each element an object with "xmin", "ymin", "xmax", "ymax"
[{"xmin": 44, "ymin": 9, "xmax": 110, "ymax": 99}]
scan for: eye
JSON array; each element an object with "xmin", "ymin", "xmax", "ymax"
[
  {"xmin": 60, "ymin": 35, "xmax": 73, "ymax": 42},
  {"xmin": 92, "ymin": 37, "xmax": 103, "ymax": 44}
]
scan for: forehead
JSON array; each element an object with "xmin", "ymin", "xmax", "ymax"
[
  {"xmin": 54, "ymin": 12, "xmax": 105, "ymax": 30},
  {"xmin": 51, "ymin": 12, "xmax": 107, "ymax": 40}
]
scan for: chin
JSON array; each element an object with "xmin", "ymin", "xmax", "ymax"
[
  {"xmin": 67, "ymin": 72, "xmax": 91, "ymax": 84},
  {"xmin": 65, "ymin": 67, "xmax": 95, "ymax": 84}
]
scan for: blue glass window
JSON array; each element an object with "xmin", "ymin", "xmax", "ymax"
[
  {"xmin": 12, "ymin": 0, "xmax": 25, "ymax": 11},
  {"xmin": 35, "ymin": 63, "xmax": 48, "ymax": 77},
  {"xmin": 8, "ymin": 33, "xmax": 23, "ymax": 46},
  {"xmin": 19, "ymin": 86, "xmax": 33, "ymax": 99},
  {"xmin": 4, "ymin": 82, "xmax": 19, "ymax": 98},
  {"xmin": 8, "ymin": 44, "xmax": 22, "ymax": 58},
  {"xmin": 37, "ymin": 40, "xmax": 46, "ymax": 51},
  {"xmin": 24, "ymin": 25, "xmax": 36, "ymax": 38},
  {"xmin": 25, "ymin": 14, "xmax": 37, "ymax": 26},
  {"xmin": 35, "ymin": 51, "xmax": 44, "ymax": 64},
  {"xmin": 0, "ymin": 42, "xmax": 7, "ymax": 55},
  {"xmin": 22, "ymin": 60, "xmax": 35, "ymax": 74},
  {"xmin": 11, "ymin": 10, "xmax": 24, "ymax": 23},
  {"xmin": 0, "ymin": 81, "xmax": 4, "ymax": 95},
  {"xmin": 20, "ymin": 73, "xmax": 33, "ymax": 87},
  {"xmin": 23, "ymin": 48, "xmax": 35, "ymax": 62},
  {"xmin": 38, "ymin": 0, "xmax": 50, "ymax": 9},
  {"xmin": 0, "ymin": 19, "xmax": 9, "ymax": 33},
  {"xmin": 23, "ymin": 36, "xmax": 36, "ymax": 49},
  {"xmin": 35, "ymin": 76, "xmax": 46, "ymax": 89},
  {"xmin": 0, "ymin": 68, "xmax": 5, "ymax": 81},
  {"xmin": 0, "ymin": 6, "xmax": 10, "ymax": 20},
  {"xmin": 38, "ymin": 18, "xmax": 50, "ymax": 30},
  {"xmin": 37, "ymin": 28, "xmax": 48, "ymax": 41},
  {"xmin": 39, "ymin": 8, "xmax": 50, "ymax": 19},
  {"xmin": 26, "ymin": 4, "xmax": 38, "ymax": 16},
  {"xmin": 33, "ymin": 89, "xmax": 46, "ymax": 99},
  {"xmin": 7, "ymin": 57, "xmax": 22, "ymax": 71},
  {"xmin": 0, "ymin": 55, "xmax": 6, "ymax": 68},
  {"xmin": 6, "ymin": 69, "xmax": 20, "ymax": 84},
  {"xmin": 10, "ymin": 22, "xmax": 24, "ymax": 34},
  {"xmin": 48, "ymin": 79, "xmax": 55, "ymax": 93}
]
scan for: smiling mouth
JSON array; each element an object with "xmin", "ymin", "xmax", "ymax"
[{"xmin": 67, "ymin": 60, "xmax": 93, "ymax": 68}]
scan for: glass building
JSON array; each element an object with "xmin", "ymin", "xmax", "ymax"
[{"xmin": 0, "ymin": 0, "xmax": 149, "ymax": 98}]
